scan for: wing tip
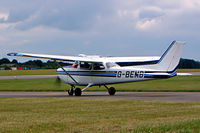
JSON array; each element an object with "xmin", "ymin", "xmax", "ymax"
[
  {"xmin": 7, "ymin": 53, "xmax": 24, "ymax": 56},
  {"xmin": 174, "ymin": 40, "xmax": 186, "ymax": 45},
  {"xmin": 7, "ymin": 52, "xmax": 18, "ymax": 56}
]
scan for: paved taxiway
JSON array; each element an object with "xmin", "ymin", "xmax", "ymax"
[
  {"xmin": 1, "ymin": 92, "xmax": 200, "ymax": 101},
  {"xmin": 189, "ymin": 72, "xmax": 200, "ymax": 75}
]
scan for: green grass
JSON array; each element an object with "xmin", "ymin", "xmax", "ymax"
[
  {"xmin": 0, "ymin": 69, "xmax": 199, "ymax": 76},
  {"xmin": 0, "ymin": 76, "xmax": 200, "ymax": 92},
  {"xmin": 0, "ymin": 98, "xmax": 200, "ymax": 132},
  {"xmin": 177, "ymin": 69, "xmax": 200, "ymax": 72},
  {"xmin": 0, "ymin": 78, "xmax": 64, "ymax": 91},
  {"xmin": 0, "ymin": 69, "xmax": 57, "ymax": 76}
]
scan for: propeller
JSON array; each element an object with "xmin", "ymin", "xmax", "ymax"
[{"xmin": 54, "ymin": 76, "xmax": 62, "ymax": 87}]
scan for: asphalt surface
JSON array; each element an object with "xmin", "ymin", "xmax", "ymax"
[{"xmin": 1, "ymin": 91, "xmax": 200, "ymax": 101}]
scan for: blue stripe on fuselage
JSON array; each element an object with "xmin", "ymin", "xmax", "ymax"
[{"xmin": 57, "ymin": 71, "xmax": 117, "ymax": 77}]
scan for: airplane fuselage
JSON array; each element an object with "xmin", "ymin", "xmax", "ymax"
[{"xmin": 57, "ymin": 66, "xmax": 176, "ymax": 86}]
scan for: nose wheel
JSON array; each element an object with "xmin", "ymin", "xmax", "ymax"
[{"xmin": 68, "ymin": 88, "xmax": 74, "ymax": 96}]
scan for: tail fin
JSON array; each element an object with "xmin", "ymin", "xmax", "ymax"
[{"xmin": 157, "ymin": 40, "xmax": 185, "ymax": 72}]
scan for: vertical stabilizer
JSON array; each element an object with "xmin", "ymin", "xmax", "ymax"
[{"xmin": 157, "ymin": 40, "xmax": 185, "ymax": 72}]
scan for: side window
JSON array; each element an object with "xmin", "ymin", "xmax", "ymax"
[
  {"xmin": 80, "ymin": 62, "xmax": 92, "ymax": 70},
  {"xmin": 106, "ymin": 62, "xmax": 117, "ymax": 68},
  {"xmin": 93, "ymin": 63, "xmax": 105, "ymax": 70}
]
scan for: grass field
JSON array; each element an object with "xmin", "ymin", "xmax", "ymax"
[
  {"xmin": 0, "ymin": 69, "xmax": 57, "ymax": 76},
  {"xmin": 0, "ymin": 98, "xmax": 200, "ymax": 132},
  {"xmin": 177, "ymin": 69, "xmax": 200, "ymax": 72},
  {"xmin": 0, "ymin": 76, "xmax": 199, "ymax": 92},
  {"xmin": 0, "ymin": 69, "xmax": 199, "ymax": 76}
]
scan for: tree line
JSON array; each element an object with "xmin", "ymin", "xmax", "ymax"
[
  {"xmin": 178, "ymin": 58, "xmax": 200, "ymax": 69},
  {"xmin": 0, "ymin": 58, "xmax": 71, "ymax": 69},
  {"xmin": 0, "ymin": 58, "xmax": 199, "ymax": 69}
]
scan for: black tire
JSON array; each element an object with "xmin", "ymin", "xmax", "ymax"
[
  {"xmin": 75, "ymin": 88, "xmax": 82, "ymax": 96},
  {"xmin": 108, "ymin": 87, "xmax": 116, "ymax": 95},
  {"xmin": 68, "ymin": 89, "xmax": 74, "ymax": 96}
]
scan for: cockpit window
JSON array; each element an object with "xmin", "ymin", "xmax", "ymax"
[
  {"xmin": 93, "ymin": 63, "xmax": 105, "ymax": 70},
  {"xmin": 80, "ymin": 62, "xmax": 92, "ymax": 70}
]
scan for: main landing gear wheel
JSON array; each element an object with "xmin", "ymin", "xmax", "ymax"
[
  {"xmin": 75, "ymin": 88, "xmax": 82, "ymax": 96},
  {"xmin": 108, "ymin": 87, "xmax": 116, "ymax": 95},
  {"xmin": 68, "ymin": 88, "xmax": 74, "ymax": 96}
]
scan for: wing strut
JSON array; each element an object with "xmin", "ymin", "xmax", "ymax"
[{"xmin": 55, "ymin": 60, "xmax": 79, "ymax": 85}]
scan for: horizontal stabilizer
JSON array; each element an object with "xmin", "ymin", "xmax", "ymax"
[{"xmin": 177, "ymin": 73, "xmax": 193, "ymax": 76}]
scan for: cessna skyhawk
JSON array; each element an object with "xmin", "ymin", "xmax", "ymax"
[{"xmin": 8, "ymin": 40, "xmax": 185, "ymax": 96}]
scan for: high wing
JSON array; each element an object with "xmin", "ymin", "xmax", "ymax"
[
  {"xmin": 7, "ymin": 52, "xmax": 160, "ymax": 63},
  {"xmin": 104, "ymin": 56, "xmax": 160, "ymax": 62},
  {"xmin": 7, "ymin": 53, "xmax": 103, "ymax": 63}
]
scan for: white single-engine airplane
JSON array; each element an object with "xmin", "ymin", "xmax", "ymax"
[{"xmin": 8, "ymin": 40, "xmax": 185, "ymax": 96}]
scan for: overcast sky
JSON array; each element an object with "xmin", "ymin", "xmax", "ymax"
[{"xmin": 0, "ymin": 0, "xmax": 200, "ymax": 61}]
